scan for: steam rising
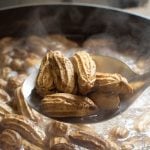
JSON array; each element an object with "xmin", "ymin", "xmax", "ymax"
[
  {"xmin": 15, "ymin": 5, "xmax": 150, "ymax": 73},
  {"xmin": 29, "ymin": 8, "xmax": 47, "ymax": 35},
  {"xmin": 23, "ymin": 7, "xmax": 64, "ymax": 36}
]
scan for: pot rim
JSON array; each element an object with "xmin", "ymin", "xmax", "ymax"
[{"xmin": 0, "ymin": 2, "xmax": 149, "ymax": 20}]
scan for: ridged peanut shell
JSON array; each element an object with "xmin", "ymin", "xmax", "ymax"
[
  {"xmin": 0, "ymin": 129, "xmax": 43, "ymax": 150},
  {"xmin": 41, "ymin": 93, "xmax": 97, "ymax": 117},
  {"xmin": 71, "ymin": 51, "xmax": 96, "ymax": 95},
  {"xmin": 95, "ymin": 72, "xmax": 133, "ymax": 94},
  {"xmin": 68, "ymin": 130, "xmax": 110, "ymax": 150},
  {"xmin": 15, "ymin": 87, "xmax": 37, "ymax": 121},
  {"xmin": 0, "ymin": 129, "xmax": 22, "ymax": 150},
  {"xmin": 49, "ymin": 51, "xmax": 75, "ymax": 94},
  {"xmin": 36, "ymin": 52, "xmax": 54, "ymax": 96},
  {"xmin": 49, "ymin": 137, "xmax": 75, "ymax": 150},
  {"xmin": 48, "ymin": 121, "xmax": 69, "ymax": 137},
  {"xmin": 109, "ymin": 126, "xmax": 129, "ymax": 139},
  {"xmin": 22, "ymin": 138, "xmax": 43, "ymax": 150},
  {"xmin": 0, "ymin": 102, "xmax": 14, "ymax": 117},
  {"xmin": 0, "ymin": 114, "xmax": 46, "ymax": 147},
  {"xmin": 0, "ymin": 88, "xmax": 11, "ymax": 103}
]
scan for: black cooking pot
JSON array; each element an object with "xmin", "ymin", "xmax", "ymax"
[{"xmin": 0, "ymin": 3, "xmax": 149, "ymax": 72}]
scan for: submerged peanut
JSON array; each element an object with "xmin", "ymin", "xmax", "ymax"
[
  {"xmin": 47, "ymin": 121, "xmax": 69, "ymax": 137},
  {"xmin": 89, "ymin": 92, "xmax": 120, "ymax": 110},
  {"xmin": 109, "ymin": 126, "xmax": 129, "ymax": 139},
  {"xmin": 7, "ymin": 74, "xmax": 27, "ymax": 94},
  {"xmin": 0, "ymin": 78, "xmax": 7, "ymax": 90},
  {"xmin": 14, "ymin": 87, "xmax": 37, "ymax": 121},
  {"xmin": 49, "ymin": 137, "xmax": 75, "ymax": 150},
  {"xmin": 0, "ymin": 129, "xmax": 22, "ymax": 150},
  {"xmin": 69, "ymin": 130, "xmax": 110, "ymax": 150},
  {"xmin": 0, "ymin": 102, "xmax": 14, "ymax": 115},
  {"xmin": 0, "ymin": 114, "xmax": 46, "ymax": 147},
  {"xmin": 0, "ymin": 88, "xmax": 11, "ymax": 103}
]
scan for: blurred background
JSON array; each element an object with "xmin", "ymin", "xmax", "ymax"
[
  {"xmin": 0, "ymin": 0, "xmax": 150, "ymax": 17},
  {"xmin": 72, "ymin": 0, "xmax": 150, "ymax": 17}
]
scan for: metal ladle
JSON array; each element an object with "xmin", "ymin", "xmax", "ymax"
[{"xmin": 22, "ymin": 55, "xmax": 150, "ymax": 123}]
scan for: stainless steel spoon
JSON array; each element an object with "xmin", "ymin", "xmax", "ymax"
[{"xmin": 21, "ymin": 55, "xmax": 150, "ymax": 123}]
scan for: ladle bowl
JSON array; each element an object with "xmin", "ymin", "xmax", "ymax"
[{"xmin": 22, "ymin": 55, "xmax": 150, "ymax": 123}]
